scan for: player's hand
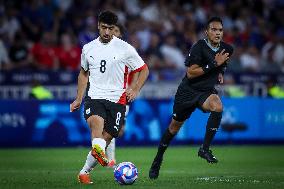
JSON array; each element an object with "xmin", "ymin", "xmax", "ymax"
[
  {"xmin": 218, "ymin": 73, "xmax": 224, "ymax": 84},
  {"xmin": 126, "ymin": 88, "xmax": 139, "ymax": 102},
  {"xmin": 70, "ymin": 99, "xmax": 81, "ymax": 112},
  {"xmin": 215, "ymin": 49, "xmax": 229, "ymax": 66}
]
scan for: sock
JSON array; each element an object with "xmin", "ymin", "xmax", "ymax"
[
  {"xmin": 106, "ymin": 138, "xmax": 115, "ymax": 161},
  {"xmin": 155, "ymin": 128, "xmax": 175, "ymax": 160},
  {"xmin": 79, "ymin": 151, "xmax": 98, "ymax": 174},
  {"xmin": 92, "ymin": 138, "xmax": 107, "ymax": 152},
  {"xmin": 202, "ymin": 111, "xmax": 222, "ymax": 150}
]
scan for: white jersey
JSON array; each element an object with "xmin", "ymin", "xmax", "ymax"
[{"xmin": 81, "ymin": 36, "xmax": 145, "ymax": 104}]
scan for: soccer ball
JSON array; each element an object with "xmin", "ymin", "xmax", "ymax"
[{"xmin": 114, "ymin": 162, "xmax": 138, "ymax": 185}]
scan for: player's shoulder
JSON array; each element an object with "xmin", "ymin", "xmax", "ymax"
[
  {"xmin": 113, "ymin": 36, "xmax": 133, "ymax": 50},
  {"xmin": 82, "ymin": 38, "xmax": 99, "ymax": 52},
  {"xmin": 191, "ymin": 39, "xmax": 206, "ymax": 50},
  {"xmin": 221, "ymin": 41, "xmax": 234, "ymax": 54}
]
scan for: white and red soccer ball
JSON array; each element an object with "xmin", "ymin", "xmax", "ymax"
[{"xmin": 114, "ymin": 162, "xmax": 138, "ymax": 185}]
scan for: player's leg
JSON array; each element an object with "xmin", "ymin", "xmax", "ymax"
[
  {"xmin": 106, "ymin": 138, "xmax": 116, "ymax": 167},
  {"xmin": 118, "ymin": 104, "xmax": 129, "ymax": 137},
  {"xmin": 199, "ymin": 94, "xmax": 223, "ymax": 163},
  {"xmin": 103, "ymin": 117, "xmax": 122, "ymax": 168},
  {"xmin": 83, "ymin": 99, "xmax": 109, "ymax": 166},
  {"xmin": 105, "ymin": 104, "xmax": 128, "ymax": 167},
  {"xmin": 88, "ymin": 115, "xmax": 109, "ymax": 166},
  {"xmin": 80, "ymin": 151, "xmax": 99, "ymax": 174},
  {"xmin": 78, "ymin": 150, "xmax": 98, "ymax": 184},
  {"xmin": 149, "ymin": 118, "xmax": 184, "ymax": 179},
  {"xmin": 104, "ymin": 101, "xmax": 126, "ymax": 166},
  {"xmin": 78, "ymin": 99, "xmax": 108, "ymax": 183},
  {"xmin": 149, "ymin": 96, "xmax": 195, "ymax": 179},
  {"xmin": 78, "ymin": 116, "xmax": 105, "ymax": 183}
]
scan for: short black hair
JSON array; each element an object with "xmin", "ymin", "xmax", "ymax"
[
  {"xmin": 98, "ymin": 10, "xmax": 118, "ymax": 25},
  {"xmin": 114, "ymin": 22, "xmax": 126, "ymax": 36},
  {"xmin": 206, "ymin": 17, "xmax": 223, "ymax": 29}
]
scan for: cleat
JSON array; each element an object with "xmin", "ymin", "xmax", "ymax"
[
  {"xmin": 198, "ymin": 147, "xmax": 218, "ymax": 163},
  {"xmin": 107, "ymin": 159, "xmax": 116, "ymax": 168},
  {"xmin": 91, "ymin": 144, "xmax": 109, "ymax": 166},
  {"xmin": 78, "ymin": 174, "xmax": 93, "ymax": 184},
  {"xmin": 149, "ymin": 157, "xmax": 163, "ymax": 179}
]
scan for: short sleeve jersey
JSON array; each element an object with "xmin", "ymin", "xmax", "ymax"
[
  {"xmin": 182, "ymin": 39, "xmax": 234, "ymax": 91},
  {"xmin": 81, "ymin": 36, "xmax": 145, "ymax": 104}
]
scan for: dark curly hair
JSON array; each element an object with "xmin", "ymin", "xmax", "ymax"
[
  {"xmin": 98, "ymin": 10, "xmax": 118, "ymax": 25},
  {"xmin": 206, "ymin": 17, "xmax": 223, "ymax": 29}
]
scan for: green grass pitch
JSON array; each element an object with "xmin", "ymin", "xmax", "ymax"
[{"xmin": 0, "ymin": 146, "xmax": 283, "ymax": 189}]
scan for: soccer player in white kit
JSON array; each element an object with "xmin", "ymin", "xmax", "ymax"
[
  {"xmin": 105, "ymin": 22, "xmax": 140, "ymax": 168},
  {"xmin": 70, "ymin": 11, "xmax": 149, "ymax": 184},
  {"xmin": 106, "ymin": 22, "xmax": 127, "ymax": 167}
]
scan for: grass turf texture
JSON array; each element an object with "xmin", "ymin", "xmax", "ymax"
[{"xmin": 0, "ymin": 146, "xmax": 283, "ymax": 189}]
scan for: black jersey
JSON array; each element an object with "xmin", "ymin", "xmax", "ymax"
[{"xmin": 181, "ymin": 39, "xmax": 234, "ymax": 91}]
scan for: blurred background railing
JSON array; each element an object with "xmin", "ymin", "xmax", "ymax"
[{"xmin": 1, "ymin": 71, "xmax": 284, "ymax": 99}]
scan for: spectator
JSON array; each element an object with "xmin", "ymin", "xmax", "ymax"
[
  {"xmin": 29, "ymin": 31, "xmax": 58, "ymax": 70},
  {"xmin": 57, "ymin": 33, "xmax": 81, "ymax": 70},
  {"xmin": 272, "ymin": 29, "xmax": 284, "ymax": 65},
  {"xmin": 0, "ymin": 7, "xmax": 20, "ymax": 43},
  {"xmin": 78, "ymin": 16, "xmax": 97, "ymax": 47},
  {"xmin": 240, "ymin": 45, "xmax": 260, "ymax": 72},
  {"xmin": 144, "ymin": 33, "xmax": 165, "ymax": 70},
  {"xmin": 0, "ymin": 0, "xmax": 283, "ymax": 77},
  {"xmin": 260, "ymin": 46, "xmax": 281, "ymax": 73},
  {"xmin": 20, "ymin": 0, "xmax": 42, "ymax": 41},
  {"xmin": 8, "ymin": 32, "xmax": 30, "ymax": 70},
  {"xmin": 0, "ymin": 38, "xmax": 10, "ymax": 70},
  {"xmin": 160, "ymin": 33, "xmax": 185, "ymax": 69}
]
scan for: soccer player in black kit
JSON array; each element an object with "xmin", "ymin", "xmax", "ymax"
[{"xmin": 149, "ymin": 17, "xmax": 233, "ymax": 179}]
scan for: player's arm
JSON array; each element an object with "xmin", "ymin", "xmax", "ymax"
[
  {"xmin": 218, "ymin": 46, "xmax": 234, "ymax": 83},
  {"xmin": 220, "ymin": 46, "xmax": 234, "ymax": 75},
  {"xmin": 132, "ymin": 65, "xmax": 149, "ymax": 91},
  {"xmin": 70, "ymin": 68, "xmax": 88, "ymax": 112},
  {"xmin": 126, "ymin": 64, "xmax": 149, "ymax": 102},
  {"xmin": 187, "ymin": 49, "xmax": 229, "ymax": 79},
  {"xmin": 70, "ymin": 47, "xmax": 89, "ymax": 112}
]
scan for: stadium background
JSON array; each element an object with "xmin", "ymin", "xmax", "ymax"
[{"xmin": 0, "ymin": 0, "xmax": 284, "ymax": 188}]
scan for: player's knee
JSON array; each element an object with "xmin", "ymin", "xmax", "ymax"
[
  {"xmin": 209, "ymin": 101, "xmax": 223, "ymax": 112},
  {"xmin": 214, "ymin": 103, "xmax": 223, "ymax": 112},
  {"xmin": 207, "ymin": 95, "xmax": 223, "ymax": 112},
  {"xmin": 102, "ymin": 131, "xmax": 113, "ymax": 142}
]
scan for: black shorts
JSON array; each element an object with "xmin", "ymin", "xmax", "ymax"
[
  {"xmin": 84, "ymin": 98, "xmax": 126, "ymax": 138},
  {"xmin": 173, "ymin": 86, "xmax": 217, "ymax": 122}
]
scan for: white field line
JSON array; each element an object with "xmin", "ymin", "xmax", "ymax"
[
  {"xmin": 0, "ymin": 169, "xmax": 107, "ymax": 174},
  {"xmin": 163, "ymin": 170, "xmax": 284, "ymax": 175}
]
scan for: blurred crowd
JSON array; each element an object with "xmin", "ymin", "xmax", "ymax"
[{"xmin": 1, "ymin": 0, "xmax": 284, "ymax": 75}]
